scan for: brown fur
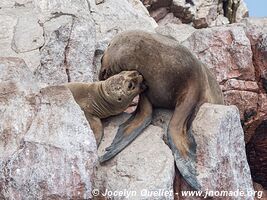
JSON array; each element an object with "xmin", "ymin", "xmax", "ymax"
[
  {"xmin": 97, "ymin": 31, "xmax": 225, "ymax": 191},
  {"xmin": 65, "ymin": 71, "xmax": 145, "ymax": 146},
  {"xmin": 99, "ymin": 30, "xmax": 224, "ymax": 157}
]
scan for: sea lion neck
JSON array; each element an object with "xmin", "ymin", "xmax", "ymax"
[{"xmin": 91, "ymin": 82, "xmax": 121, "ymax": 119}]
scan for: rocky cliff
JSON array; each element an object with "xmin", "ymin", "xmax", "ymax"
[{"xmin": 0, "ymin": 0, "xmax": 266, "ymax": 199}]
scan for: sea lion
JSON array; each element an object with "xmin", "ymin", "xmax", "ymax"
[
  {"xmin": 98, "ymin": 30, "xmax": 224, "ymax": 190},
  {"xmin": 65, "ymin": 70, "xmax": 146, "ymax": 146}
]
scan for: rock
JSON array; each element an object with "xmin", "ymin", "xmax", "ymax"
[
  {"xmin": 241, "ymin": 19, "xmax": 267, "ymax": 188},
  {"xmin": 171, "ymin": 0, "xmax": 195, "ymax": 24},
  {"xmin": 223, "ymin": 90, "xmax": 260, "ymax": 143},
  {"xmin": 149, "ymin": 7, "xmax": 169, "ymax": 22},
  {"xmin": 95, "ymin": 0, "xmax": 104, "ymax": 5},
  {"xmin": 221, "ymin": 79, "xmax": 259, "ymax": 93},
  {"xmin": 193, "ymin": 0, "xmax": 222, "ymax": 29},
  {"xmin": 0, "ymin": 0, "xmax": 157, "ymax": 85},
  {"xmin": 91, "ymin": 0, "xmax": 157, "ymax": 52},
  {"xmin": 224, "ymin": 0, "xmax": 249, "ymax": 23},
  {"xmin": 36, "ymin": 15, "xmax": 97, "ymax": 85},
  {"xmin": 242, "ymin": 19, "xmax": 267, "ymax": 140},
  {"xmin": 93, "ymin": 114, "xmax": 175, "ymax": 200},
  {"xmin": 35, "ymin": 16, "xmax": 74, "ymax": 85},
  {"xmin": 210, "ymin": 15, "xmax": 230, "ymax": 27},
  {"xmin": 157, "ymin": 13, "xmax": 182, "ymax": 26},
  {"xmin": 175, "ymin": 103, "xmax": 254, "ymax": 200},
  {"xmin": 235, "ymin": 0, "xmax": 249, "ymax": 22},
  {"xmin": 170, "ymin": 0, "xmax": 224, "ymax": 28},
  {"xmin": 0, "ymin": 57, "xmax": 98, "ymax": 199},
  {"xmin": 253, "ymin": 182, "xmax": 267, "ymax": 199},
  {"xmin": 246, "ymin": 120, "xmax": 267, "ymax": 190},
  {"xmin": 33, "ymin": 0, "xmax": 90, "ymax": 17},
  {"xmin": 182, "ymin": 25, "xmax": 254, "ymax": 83},
  {"xmin": 156, "ymin": 23, "xmax": 196, "ymax": 43},
  {"xmin": 0, "ymin": 57, "xmax": 39, "ymax": 161},
  {"xmin": 141, "ymin": 0, "xmax": 172, "ymax": 11},
  {"xmin": 141, "ymin": 0, "xmax": 248, "ymax": 28},
  {"xmin": 11, "ymin": 11, "xmax": 44, "ymax": 53}
]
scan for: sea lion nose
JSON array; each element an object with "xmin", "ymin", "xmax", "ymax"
[{"xmin": 127, "ymin": 81, "xmax": 135, "ymax": 90}]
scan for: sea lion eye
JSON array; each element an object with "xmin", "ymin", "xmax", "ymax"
[
  {"xmin": 128, "ymin": 82, "xmax": 135, "ymax": 90},
  {"xmin": 118, "ymin": 97, "xmax": 122, "ymax": 101}
]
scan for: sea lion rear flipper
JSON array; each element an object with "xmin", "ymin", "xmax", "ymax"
[
  {"xmin": 86, "ymin": 113, "xmax": 103, "ymax": 147},
  {"xmin": 99, "ymin": 94, "xmax": 152, "ymax": 163},
  {"xmin": 168, "ymin": 126, "xmax": 201, "ymax": 190},
  {"xmin": 167, "ymin": 86, "xmax": 201, "ymax": 191}
]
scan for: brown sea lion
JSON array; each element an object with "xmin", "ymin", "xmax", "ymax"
[
  {"xmin": 98, "ymin": 30, "xmax": 224, "ymax": 190},
  {"xmin": 65, "ymin": 70, "xmax": 146, "ymax": 146}
]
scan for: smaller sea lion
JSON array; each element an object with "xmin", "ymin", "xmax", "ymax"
[{"xmin": 65, "ymin": 71, "xmax": 146, "ymax": 146}]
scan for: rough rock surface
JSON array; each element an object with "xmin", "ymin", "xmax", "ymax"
[
  {"xmin": 181, "ymin": 24, "xmax": 258, "ymax": 140},
  {"xmin": 158, "ymin": 17, "xmax": 267, "ymax": 192},
  {"xmin": 246, "ymin": 120, "xmax": 267, "ymax": 190},
  {"xmin": 0, "ymin": 0, "xmax": 263, "ymax": 198},
  {"xmin": 182, "ymin": 25, "xmax": 254, "ymax": 83},
  {"xmin": 241, "ymin": 19, "xmax": 267, "ymax": 190},
  {"xmin": 156, "ymin": 23, "xmax": 196, "ymax": 43},
  {"xmin": 0, "ymin": 0, "xmax": 157, "ymax": 86},
  {"xmin": 253, "ymin": 182, "xmax": 267, "ymax": 199},
  {"xmin": 141, "ymin": 0, "xmax": 248, "ymax": 28},
  {"xmin": 93, "ymin": 114, "xmax": 175, "ymax": 200},
  {"xmin": 174, "ymin": 103, "xmax": 254, "ymax": 200},
  {"xmin": 0, "ymin": 57, "xmax": 98, "ymax": 199}
]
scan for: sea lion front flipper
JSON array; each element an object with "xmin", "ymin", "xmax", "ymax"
[
  {"xmin": 85, "ymin": 113, "xmax": 103, "ymax": 147},
  {"xmin": 99, "ymin": 94, "xmax": 153, "ymax": 163}
]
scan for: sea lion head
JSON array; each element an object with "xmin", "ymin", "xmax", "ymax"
[
  {"xmin": 99, "ymin": 31, "xmax": 145, "ymax": 81},
  {"xmin": 102, "ymin": 70, "xmax": 146, "ymax": 108}
]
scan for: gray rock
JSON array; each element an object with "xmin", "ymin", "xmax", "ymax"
[
  {"xmin": 91, "ymin": 0, "xmax": 157, "ymax": 52},
  {"xmin": 156, "ymin": 23, "xmax": 196, "ymax": 43},
  {"xmin": 170, "ymin": 0, "xmax": 222, "ymax": 28},
  {"xmin": 157, "ymin": 13, "xmax": 182, "ymax": 26},
  {"xmin": 0, "ymin": 0, "xmax": 157, "ymax": 85},
  {"xmin": 182, "ymin": 25, "xmax": 254, "ymax": 83},
  {"xmin": 236, "ymin": 0, "xmax": 249, "ymax": 22},
  {"xmin": 146, "ymin": 0, "xmax": 247, "ymax": 28},
  {"xmin": 35, "ymin": 15, "xmax": 97, "ymax": 85},
  {"xmin": 192, "ymin": 103, "xmax": 254, "ymax": 199},
  {"xmin": 0, "ymin": 57, "xmax": 98, "ymax": 199},
  {"xmin": 93, "ymin": 114, "xmax": 175, "ymax": 200},
  {"xmin": 11, "ymin": 11, "xmax": 44, "ymax": 53},
  {"xmin": 35, "ymin": 17, "xmax": 73, "ymax": 85},
  {"xmin": 210, "ymin": 15, "xmax": 230, "ymax": 27},
  {"xmin": 0, "ymin": 0, "xmax": 33, "ymax": 8}
]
